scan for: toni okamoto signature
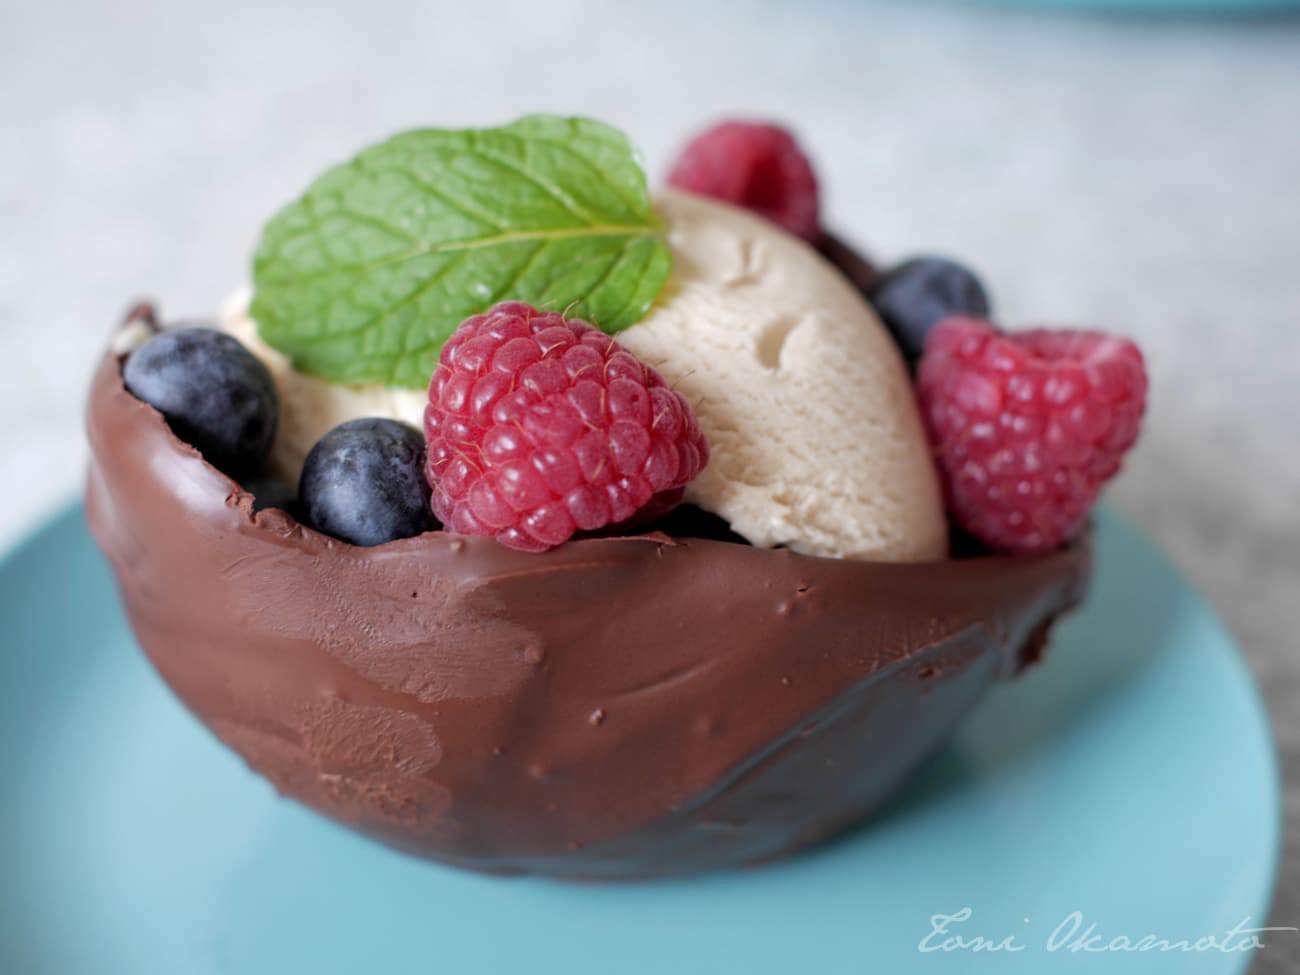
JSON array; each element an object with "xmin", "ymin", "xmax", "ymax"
[{"xmin": 917, "ymin": 907, "xmax": 1297, "ymax": 955}]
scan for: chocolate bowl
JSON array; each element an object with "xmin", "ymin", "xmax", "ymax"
[{"xmin": 85, "ymin": 347, "xmax": 1089, "ymax": 881}]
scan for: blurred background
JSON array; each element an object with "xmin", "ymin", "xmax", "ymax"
[{"xmin": 2, "ymin": 0, "xmax": 1297, "ymax": 969}]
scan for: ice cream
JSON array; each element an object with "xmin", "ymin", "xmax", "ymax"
[
  {"xmin": 225, "ymin": 190, "xmax": 947, "ymax": 562},
  {"xmin": 621, "ymin": 190, "xmax": 945, "ymax": 561}
]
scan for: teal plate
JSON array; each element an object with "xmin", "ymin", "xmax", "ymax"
[{"xmin": 0, "ymin": 506, "xmax": 1280, "ymax": 974}]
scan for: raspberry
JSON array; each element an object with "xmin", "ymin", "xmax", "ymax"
[
  {"xmin": 425, "ymin": 303, "xmax": 709, "ymax": 551},
  {"xmin": 667, "ymin": 120, "xmax": 820, "ymax": 241},
  {"xmin": 917, "ymin": 317, "xmax": 1147, "ymax": 554}
]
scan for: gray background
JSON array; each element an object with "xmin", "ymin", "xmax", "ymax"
[{"xmin": 2, "ymin": 0, "xmax": 1297, "ymax": 970}]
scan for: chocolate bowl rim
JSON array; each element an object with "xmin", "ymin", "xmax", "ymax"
[{"xmin": 96, "ymin": 347, "xmax": 1081, "ymax": 571}]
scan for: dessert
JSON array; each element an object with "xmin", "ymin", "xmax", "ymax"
[
  {"xmin": 85, "ymin": 115, "xmax": 1146, "ymax": 879},
  {"xmin": 617, "ymin": 191, "xmax": 946, "ymax": 561}
]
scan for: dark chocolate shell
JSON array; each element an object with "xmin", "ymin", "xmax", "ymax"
[{"xmin": 86, "ymin": 351, "xmax": 1088, "ymax": 880}]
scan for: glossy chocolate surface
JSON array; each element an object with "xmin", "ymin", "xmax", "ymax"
[{"xmin": 86, "ymin": 347, "xmax": 1089, "ymax": 879}]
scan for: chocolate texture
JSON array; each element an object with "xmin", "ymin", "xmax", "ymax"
[{"xmin": 86, "ymin": 348, "xmax": 1089, "ymax": 879}]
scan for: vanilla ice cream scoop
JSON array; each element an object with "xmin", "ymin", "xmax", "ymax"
[
  {"xmin": 223, "ymin": 190, "xmax": 946, "ymax": 561},
  {"xmin": 617, "ymin": 190, "xmax": 946, "ymax": 562}
]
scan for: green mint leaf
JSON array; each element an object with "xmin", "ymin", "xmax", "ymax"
[{"xmin": 250, "ymin": 115, "xmax": 671, "ymax": 389}]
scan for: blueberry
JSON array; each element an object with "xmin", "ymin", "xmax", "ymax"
[
  {"xmin": 869, "ymin": 256, "xmax": 990, "ymax": 365},
  {"xmin": 242, "ymin": 476, "xmax": 298, "ymax": 514},
  {"xmin": 299, "ymin": 418, "xmax": 435, "ymax": 546},
  {"xmin": 124, "ymin": 327, "xmax": 279, "ymax": 477}
]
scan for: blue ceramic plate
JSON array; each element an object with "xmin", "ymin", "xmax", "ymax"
[{"xmin": 0, "ymin": 506, "xmax": 1280, "ymax": 974}]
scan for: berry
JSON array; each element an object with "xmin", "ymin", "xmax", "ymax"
[
  {"xmin": 870, "ymin": 257, "xmax": 990, "ymax": 366},
  {"xmin": 917, "ymin": 317, "xmax": 1147, "ymax": 554},
  {"xmin": 124, "ymin": 327, "xmax": 279, "ymax": 477},
  {"xmin": 425, "ymin": 302, "xmax": 709, "ymax": 552},
  {"xmin": 300, "ymin": 418, "xmax": 435, "ymax": 547},
  {"xmin": 667, "ymin": 120, "xmax": 820, "ymax": 241}
]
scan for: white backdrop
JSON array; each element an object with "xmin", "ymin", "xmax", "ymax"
[{"xmin": 3, "ymin": 1, "xmax": 1298, "ymax": 966}]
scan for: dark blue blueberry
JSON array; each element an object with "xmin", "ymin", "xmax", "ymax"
[
  {"xmin": 242, "ymin": 476, "xmax": 298, "ymax": 514},
  {"xmin": 869, "ymin": 256, "xmax": 990, "ymax": 366},
  {"xmin": 299, "ymin": 418, "xmax": 435, "ymax": 546},
  {"xmin": 124, "ymin": 327, "xmax": 279, "ymax": 477}
]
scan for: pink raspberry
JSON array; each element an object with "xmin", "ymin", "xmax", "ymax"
[
  {"xmin": 425, "ymin": 303, "xmax": 710, "ymax": 551},
  {"xmin": 917, "ymin": 317, "xmax": 1147, "ymax": 554},
  {"xmin": 667, "ymin": 120, "xmax": 820, "ymax": 241}
]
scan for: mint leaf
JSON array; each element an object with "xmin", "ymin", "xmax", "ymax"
[{"xmin": 250, "ymin": 115, "xmax": 671, "ymax": 389}]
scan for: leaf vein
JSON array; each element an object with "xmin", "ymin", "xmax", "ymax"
[
  {"xmin": 356, "ymin": 155, "xmax": 508, "ymax": 232},
  {"xmin": 520, "ymin": 130, "xmax": 647, "ymax": 220},
  {"xmin": 468, "ymin": 132, "xmax": 599, "ymax": 225}
]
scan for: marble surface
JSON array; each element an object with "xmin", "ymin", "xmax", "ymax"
[{"xmin": 2, "ymin": 0, "xmax": 1298, "ymax": 969}]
